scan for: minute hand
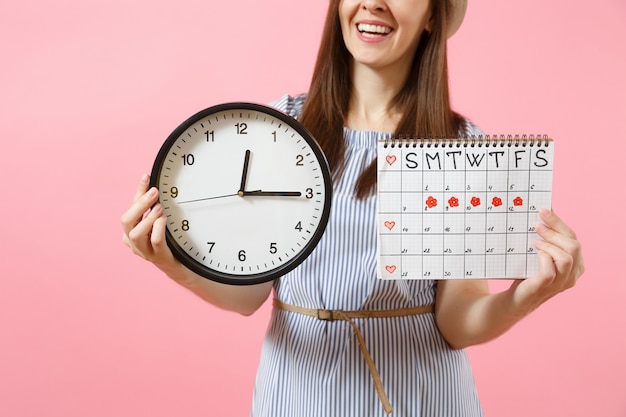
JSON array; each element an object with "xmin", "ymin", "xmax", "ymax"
[{"xmin": 241, "ymin": 190, "xmax": 302, "ymax": 197}]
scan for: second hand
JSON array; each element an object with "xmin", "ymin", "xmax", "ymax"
[{"xmin": 178, "ymin": 193, "xmax": 239, "ymax": 204}]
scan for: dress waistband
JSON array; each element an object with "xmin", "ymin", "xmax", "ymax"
[{"xmin": 272, "ymin": 299, "xmax": 435, "ymax": 415}]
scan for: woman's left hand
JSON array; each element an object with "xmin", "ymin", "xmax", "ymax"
[
  {"xmin": 509, "ymin": 209, "xmax": 585, "ymax": 314},
  {"xmin": 436, "ymin": 208, "xmax": 584, "ymax": 349}
]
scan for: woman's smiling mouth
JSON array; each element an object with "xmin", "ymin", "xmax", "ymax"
[{"xmin": 357, "ymin": 23, "xmax": 393, "ymax": 39}]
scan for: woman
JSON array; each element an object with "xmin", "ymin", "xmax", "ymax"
[{"xmin": 121, "ymin": 0, "xmax": 585, "ymax": 415}]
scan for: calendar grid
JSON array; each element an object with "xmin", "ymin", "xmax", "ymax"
[{"xmin": 377, "ymin": 138, "xmax": 554, "ymax": 280}]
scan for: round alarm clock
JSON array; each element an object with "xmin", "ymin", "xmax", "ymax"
[{"xmin": 150, "ymin": 102, "xmax": 332, "ymax": 285}]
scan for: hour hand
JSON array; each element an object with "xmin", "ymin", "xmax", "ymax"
[
  {"xmin": 241, "ymin": 190, "xmax": 302, "ymax": 197},
  {"xmin": 238, "ymin": 150, "xmax": 251, "ymax": 196}
]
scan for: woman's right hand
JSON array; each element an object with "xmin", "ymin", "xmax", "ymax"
[
  {"xmin": 120, "ymin": 174, "xmax": 274, "ymax": 314},
  {"xmin": 120, "ymin": 174, "xmax": 188, "ymax": 280}
]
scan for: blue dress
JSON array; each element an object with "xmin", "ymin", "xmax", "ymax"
[{"xmin": 251, "ymin": 94, "xmax": 483, "ymax": 417}]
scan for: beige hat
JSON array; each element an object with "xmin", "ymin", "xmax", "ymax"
[{"xmin": 447, "ymin": 0, "xmax": 468, "ymax": 37}]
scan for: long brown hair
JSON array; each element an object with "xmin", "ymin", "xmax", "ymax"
[{"xmin": 299, "ymin": 0, "xmax": 463, "ymax": 199}]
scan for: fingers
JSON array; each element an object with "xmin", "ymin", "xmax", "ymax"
[
  {"xmin": 121, "ymin": 175, "xmax": 163, "ymax": 259},
  {"xmin": 121, "ymin": 175, "xmax": 180, "ymax": 273},
  {"xmin": 534, "ymin": 239, "xmax": 575, "ymax": 287},
  {"xmin": 513, "ymin": 209, "xmax": 585, "ymax": 311},
  {"xmin": 121, "ymin": 176, "xmax": 160, "ymax": 238},
  {"xmin": 133, "ymin": 173, "xmax": 151, "ymax": 202},
  {"xmin": 538, "ymin": 208, "xmax": 576, "ymax": 240},
  {"xmin": 512, "ymin": 250, "xmax": 558, "ymax": 313},
  {"xmin": 127, "ymin": 203, "xmax": 163, "ymax": 259},
  {"xmin": 531, "ymin": 209, "xmax": 584, "ymax": 293},
  {"xmin": 527, "ymin": 249, "xmax": 557, "ymax": 293},
  {"xmin": 150, "ymin": 214, "xmax": 169, "ymax": 255},
  {"xmin": 535, "ymin": 209, "xmax": 583, "ymax": 267},
  {"xmin": 537, "ymin": 250, "xmax": 556, "ymax": 283}
]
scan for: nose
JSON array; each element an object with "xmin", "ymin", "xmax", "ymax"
[{"xmin": 361, "ymin": 0, "xmax": 388, "ymax": 13}]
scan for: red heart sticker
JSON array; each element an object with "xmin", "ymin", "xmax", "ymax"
[
  {"xmin": 384, "ymin": 221, "xmax": 396, "ymax": 230},
  {"xmin": 385, "ymin": 155, "xmax": 397, "ymax": 166},
  {"xmin": 385, "ymin": 265, "xmax": 397, "ymax": 274}
]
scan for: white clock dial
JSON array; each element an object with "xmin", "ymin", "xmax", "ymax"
[{"xmin": 150, "ymin": 102, "xmax": 332, "ymax": 285}]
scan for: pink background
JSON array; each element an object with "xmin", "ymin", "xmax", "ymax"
[{"xmin": 1, "ymin": 1, "xmax": 625, "ymax": 416}]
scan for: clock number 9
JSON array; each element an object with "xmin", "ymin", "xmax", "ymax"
[{"xmin": 170, "ymin": 187, "xmax": 179, "ymax": 198}]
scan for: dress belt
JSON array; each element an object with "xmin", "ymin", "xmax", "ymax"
[{"xmin": 272, "ymin": 299, "xmax": 435, "ymax": 415}]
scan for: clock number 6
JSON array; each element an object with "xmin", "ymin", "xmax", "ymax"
[{"xmin": 238, "ymin": 250, "xmax": 247, "ymax": 262}]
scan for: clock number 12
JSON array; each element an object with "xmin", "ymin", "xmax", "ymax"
[{"xmin": 235, "ymin": 123, "xmax": 248, "ymax": 135}]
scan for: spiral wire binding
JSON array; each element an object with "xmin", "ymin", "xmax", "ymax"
[{"xmin": 382, "ymin": 134, "xmax": 552, "ymax": 149}]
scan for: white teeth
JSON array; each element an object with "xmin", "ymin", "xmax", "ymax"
[{"xmin": 357, "ymin": 23, "xmax": 392, "ymax": 35}]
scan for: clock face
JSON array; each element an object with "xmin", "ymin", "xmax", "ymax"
[{"xmin": 150, "ymin": 102, "xmax": 332, "ymax": 285}]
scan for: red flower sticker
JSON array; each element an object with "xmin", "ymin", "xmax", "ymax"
[
  {"xmin": 513, "ymin": 196, "xmax": 524, "ymax": 207},
  {"xmin": 448, "ymin": 197, "xmax": 459, "ymax": 208},
  {"xmin": 492, "ymin": 197, "xmax": 503, "ymax": 207},
  {"xmin": 471, "ymin": 197, "xmax": 481, "ymax": 207},
  {"xmin": 426, "ymin": 196, "xmax": 438, "ymax": 209}
]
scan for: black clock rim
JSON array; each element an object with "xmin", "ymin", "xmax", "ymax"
[{"xmin": 149, "ymin": 101, "xmax": 332, "ymax": 286}]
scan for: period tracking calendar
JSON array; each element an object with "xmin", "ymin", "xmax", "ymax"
[{"xmin": 377, "ymin": 136, "xmax": 554, "ymax": 280}]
